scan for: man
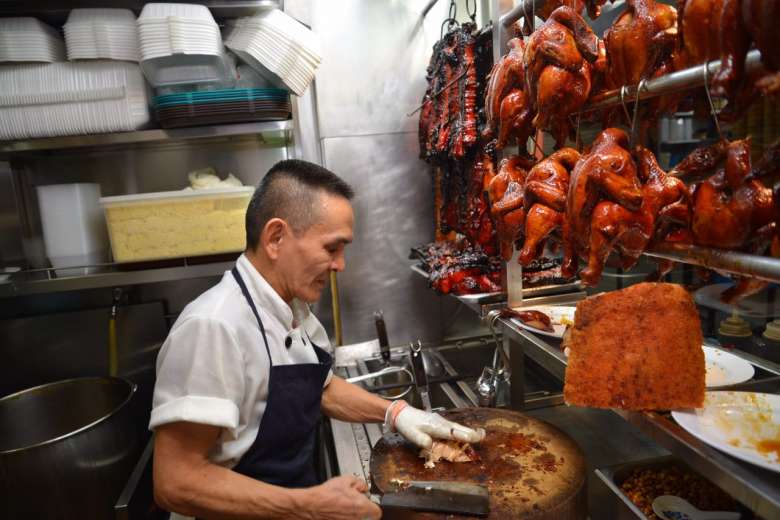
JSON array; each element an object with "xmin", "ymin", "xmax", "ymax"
[{"xmin": 151, "ymin": 160, "xmax": 484, "ymax": 520}]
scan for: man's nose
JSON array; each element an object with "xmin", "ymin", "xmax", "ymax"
[{"xmin": 331, "ymin": 253, "xmax": 346, "ymax": 272}]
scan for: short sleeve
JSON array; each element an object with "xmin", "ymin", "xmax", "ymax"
[{"xmin": 149, "ymin": 316, "xmax": 245, "ymax": 431}]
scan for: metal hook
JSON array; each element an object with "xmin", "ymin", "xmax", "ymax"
[
  {"xmin": 629, "ymin": 79, "xmax": 647, "ymax": 147},
  {"xmin": 466, "ymin": 0, "xmax": 477, "ymax": 22},
  {"xmin": 440, "ymin": 17, "xmax": 459, "ymax": 39},
  {"xmin": 574, "ymin": 111, "xmax": 582, "ymax": 151},
  {"xmin": 448, "ymin": 0, "xmax": 457, "ymax": 21},
  {"xmin": 702, "ymin": 61, "xmax": 724, "ymax": 141},
  {"xmin": 619, "ymin": 85, "xmax": 632, "ymax": 128}
]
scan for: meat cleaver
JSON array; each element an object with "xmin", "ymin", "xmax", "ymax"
[{"xmin": 380, "ymin": 480, "xmax": 489, "ymax": 517}]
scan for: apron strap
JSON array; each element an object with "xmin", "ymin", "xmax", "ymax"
[{"xmin": 231, "ymin": 267, "xmax": 272, "ymax": 360}]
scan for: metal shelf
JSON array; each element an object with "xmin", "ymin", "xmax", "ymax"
[
  {"xmin": 0, "ymin": 258, "xmax": 234, "ymax": 298},
  {"xmin": 498, "ymin": 315, "xmax": 780, "ymax": 518},
  {"xmin": 0, "ymin": 120, "xmax": 293, "ymax": 157}
]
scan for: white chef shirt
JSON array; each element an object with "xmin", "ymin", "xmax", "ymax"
[{"xmin": 149, "ymin": 253, "xmax": 333, "ymax": 470}]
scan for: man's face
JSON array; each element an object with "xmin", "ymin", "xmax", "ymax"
[{"xmin": 278, "ymin": 193, "xmax": 354, "ymax": 303}]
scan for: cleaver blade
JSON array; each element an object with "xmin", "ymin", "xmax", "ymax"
[{"xmin": 380, "ymin": 481, "xmax": 489, "ymax": 517}]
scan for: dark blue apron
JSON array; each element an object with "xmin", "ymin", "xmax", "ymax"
[{"xmin": 230, "ymin": 267, "xmax": 333, "ymax": 488}]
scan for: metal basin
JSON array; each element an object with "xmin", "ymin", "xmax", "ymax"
[
  {"xmin": 0, "ymin": 377, "xmax": 142, "ymax": 519},
  {"xmin": 360, "ymin": 354, "xmax": 461, "ymax": 410}
]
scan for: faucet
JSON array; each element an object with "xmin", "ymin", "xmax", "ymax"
[
  {"xmin": 374, "ymin": 310, "xmax": 391, "ymax": 364},
  {"xmin": 477, "ymin": 310, "xmax": 511, "ymax": 407},
  {"xmin": 409, "ymin": 340, "xmax": 432, "ymax": 412}
]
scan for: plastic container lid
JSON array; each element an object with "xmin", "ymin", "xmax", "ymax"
[
  {"xmin": 139, "ymin": 3, "xmax": 217, "ymax": 23},
  {"xmin": 100, "ymin": 186, "xmax": 254, "ymax": 207}
]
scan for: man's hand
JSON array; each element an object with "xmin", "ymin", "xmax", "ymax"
[
  {"xmin": 302, "ymin": 476, "xmax": 381, "ymax": 519},
  {"xmin": 385, "ymin": 401, "xmax": 486, "ymax": 449}
]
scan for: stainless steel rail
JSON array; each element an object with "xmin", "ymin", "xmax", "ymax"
[
  {"xmin": 0, "ymin": 260, "xmax": 234, "ymax": 298},
  {"xmin": 584, "ymin": 50, "xmax": 764, "ymax": 113},
  {"xmin": 498, "ymin": 0, "xmax": 541, "ymax": 28},
  {"xmin": 0, "ymin": 120, "xmax": 292, "ymax": 156},
  {"xmin": 645, "ymin": 242, "xmax": 780, "ymax": 284}
]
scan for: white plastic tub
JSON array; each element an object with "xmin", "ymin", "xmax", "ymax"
[
  {"xmin": 36, "ymin": 183, "xmax": 108, "ymax": 276},
  {"xmin": 100, "ymin": 187, "xmax": 254, "ymax": 263}
]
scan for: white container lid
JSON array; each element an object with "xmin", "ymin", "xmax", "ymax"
[
  {"xmin": 100, "ymin": 186, "xmax": 255, "ymax": 206},
  {"xmin": 139, "ymin": 3, "xmax": 217, "ymax": 23}
]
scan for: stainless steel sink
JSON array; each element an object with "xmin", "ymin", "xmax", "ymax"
[{"xmin": 351, "ymin": 337, "xmax": 504, "ymax": 410}]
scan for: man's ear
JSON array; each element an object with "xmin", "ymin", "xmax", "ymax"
[{"xmin": 262, "ymin": 218, "xmax": 287, "ymax": 260}]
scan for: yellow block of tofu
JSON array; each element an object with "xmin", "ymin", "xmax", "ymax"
[{"xmin": 100, "ymin": 187, "xmax": 254, "ymax": 263}]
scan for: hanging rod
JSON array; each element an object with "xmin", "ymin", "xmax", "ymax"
[
  {"xmin": 644, "ymin": 242, "xmax": 780, "ymax": 284},
  {"xmin": 499, "ymin": 0, "xmax": 543, "ymax": 28},
  {"xmin": 584, "ymin": 50, "xmax": 764, "ymax": 113}
]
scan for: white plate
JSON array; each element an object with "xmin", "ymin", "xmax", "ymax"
[
  {"xmin": 703, "ymin": 346, "xmax": 755, "ymax": 388},
  {"xmin": 672, "ymin": 391, "xmax": 780, "ymax": 473},
  {"xmin": 509, "ymin": 305, "xmax": 576, "ymax": 338}
]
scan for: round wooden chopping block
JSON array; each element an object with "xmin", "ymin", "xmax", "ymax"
[{"xmin": 371, "ymin": 408, "xmax": 587, "ymax": 520}]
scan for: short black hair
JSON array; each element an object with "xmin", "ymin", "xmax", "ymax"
[{"xmin": 245, "ymin": 159, "xmax": 354, "ymax": 251}]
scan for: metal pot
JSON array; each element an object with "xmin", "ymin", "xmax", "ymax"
[{"xmin": 0, "ymin": 377, "xmax": 142, "ymax": 519}]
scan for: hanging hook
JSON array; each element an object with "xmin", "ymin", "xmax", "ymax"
[
  {"xmin": 702, "ymin": 61, "xmax": 724, "ymax": 141},
  {"xmin": 619, "ymin": 85, "xmax": 632, "ymax": 128},
  {"xmin": 448, "ymin": 0, "xmax": 457, "ymax": 21},
  {"xmin": 629, "ymin": 79, "xmax": 647, "ymax": 147},
  {"xmin": 440, "ymin": 17, "xmax": 459, "ymax": 39},
  {"xmin": 466, "ymin": 0, "xmax": 477, "ymax": 22},
  {"xmin": 574, "ymin": 111, "xmax": 582, "ymax": 151}
]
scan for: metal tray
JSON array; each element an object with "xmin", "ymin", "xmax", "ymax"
[{"xmin": 593, "ymin": 455, "xmax": 753, "ymax": 520}]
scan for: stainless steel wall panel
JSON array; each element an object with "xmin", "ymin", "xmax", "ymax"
[
  {"xmin": 311, "ymin": 0, "xmax": 452, "ymax": 138},
  {"xmin": 315, "ymin": 132, "xmax": 443, "ymax": 345}
]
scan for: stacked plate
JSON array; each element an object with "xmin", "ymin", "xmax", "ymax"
[
  {"xmin": 0, "ymin": 61, "xmax": 150, "ymax": 140},
  {"xmin": 0, "ymin": 17, "xmax": 66, "ymax": 62},
  {"xmin": 64, "ymin": 8, "xmax": 141, "ymax": 62},
  {"xmin": 138, "ymin": 3, "xmax": 232, "ymax": 88},
  {"xmin": 153, "ymin": 87, "xmax": 290, "ymax": 128},
  {"xmin": 224, "ymin": 9, "xmax": 322, "ymax": 96}
]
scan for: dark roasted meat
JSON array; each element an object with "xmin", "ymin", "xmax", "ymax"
[
  {"xmin": 414, "ymin": 241, "xmax": 502, "ymax": 295},
  {"xmin": 499, "ymin": 308, "xmax": 554, "ymax": 332}
]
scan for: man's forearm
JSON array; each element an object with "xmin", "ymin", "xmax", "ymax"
[
  {"xmin": 320, "ymin": 375, "xmax": 391, "ymax": 423},
  {"xmin": 154, "ymin": 423, "xmax": 314, "ymax": 520}
]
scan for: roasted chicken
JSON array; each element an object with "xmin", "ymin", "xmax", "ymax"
[
  {"xmin": 582, "ymin": 147, "xmax": 691, "ymax": 285},
  {"xmin": 524, "ymin": 6, "xmax": 600, "ymax": 148},
  {"xmin": 496, "ymin": 87, "xmax": 535, "ymax": 151},
  {"xmin": 606, "ymin": 0, "xmax": 678, "ymax": 88},
  {"xmin": 562, "ymin": 128, "xmax": 644, "ymax": 281},
  {"xmin": 536, "ymin": 0, "xmax": 611, "ymax": 27},
  {"xmin": 518, "ymin": 148, "xmax": 581, "ymax": 266},
  {"xmin": 676, "ymin": 0, "xmax": 780, "ymax": 118},
  {"xmin": 602, "ymin": 0, "xmax": 678, "ymax": 128},
  {"xmin": 420, "ymin": 440, "xmax": 480, "ymax": 469},
  {"xmin": 487, "ymin": 155, "xmax": 533, "ymax": 260},
  {"xmin": 673, "ymin": 138, "xmax": 776, "ymax": 303},
  {"xmin": 484, "ymin": 37, "xmax": 526, "ymax": 141},
  {"xmin": 742, "ymin": 0, "xmax": 780, "ymax": 95}
]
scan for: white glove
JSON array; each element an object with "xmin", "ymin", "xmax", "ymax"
[{"xmin": 384, "ymin": 401, "xmax": 486, "ymax": 449}]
